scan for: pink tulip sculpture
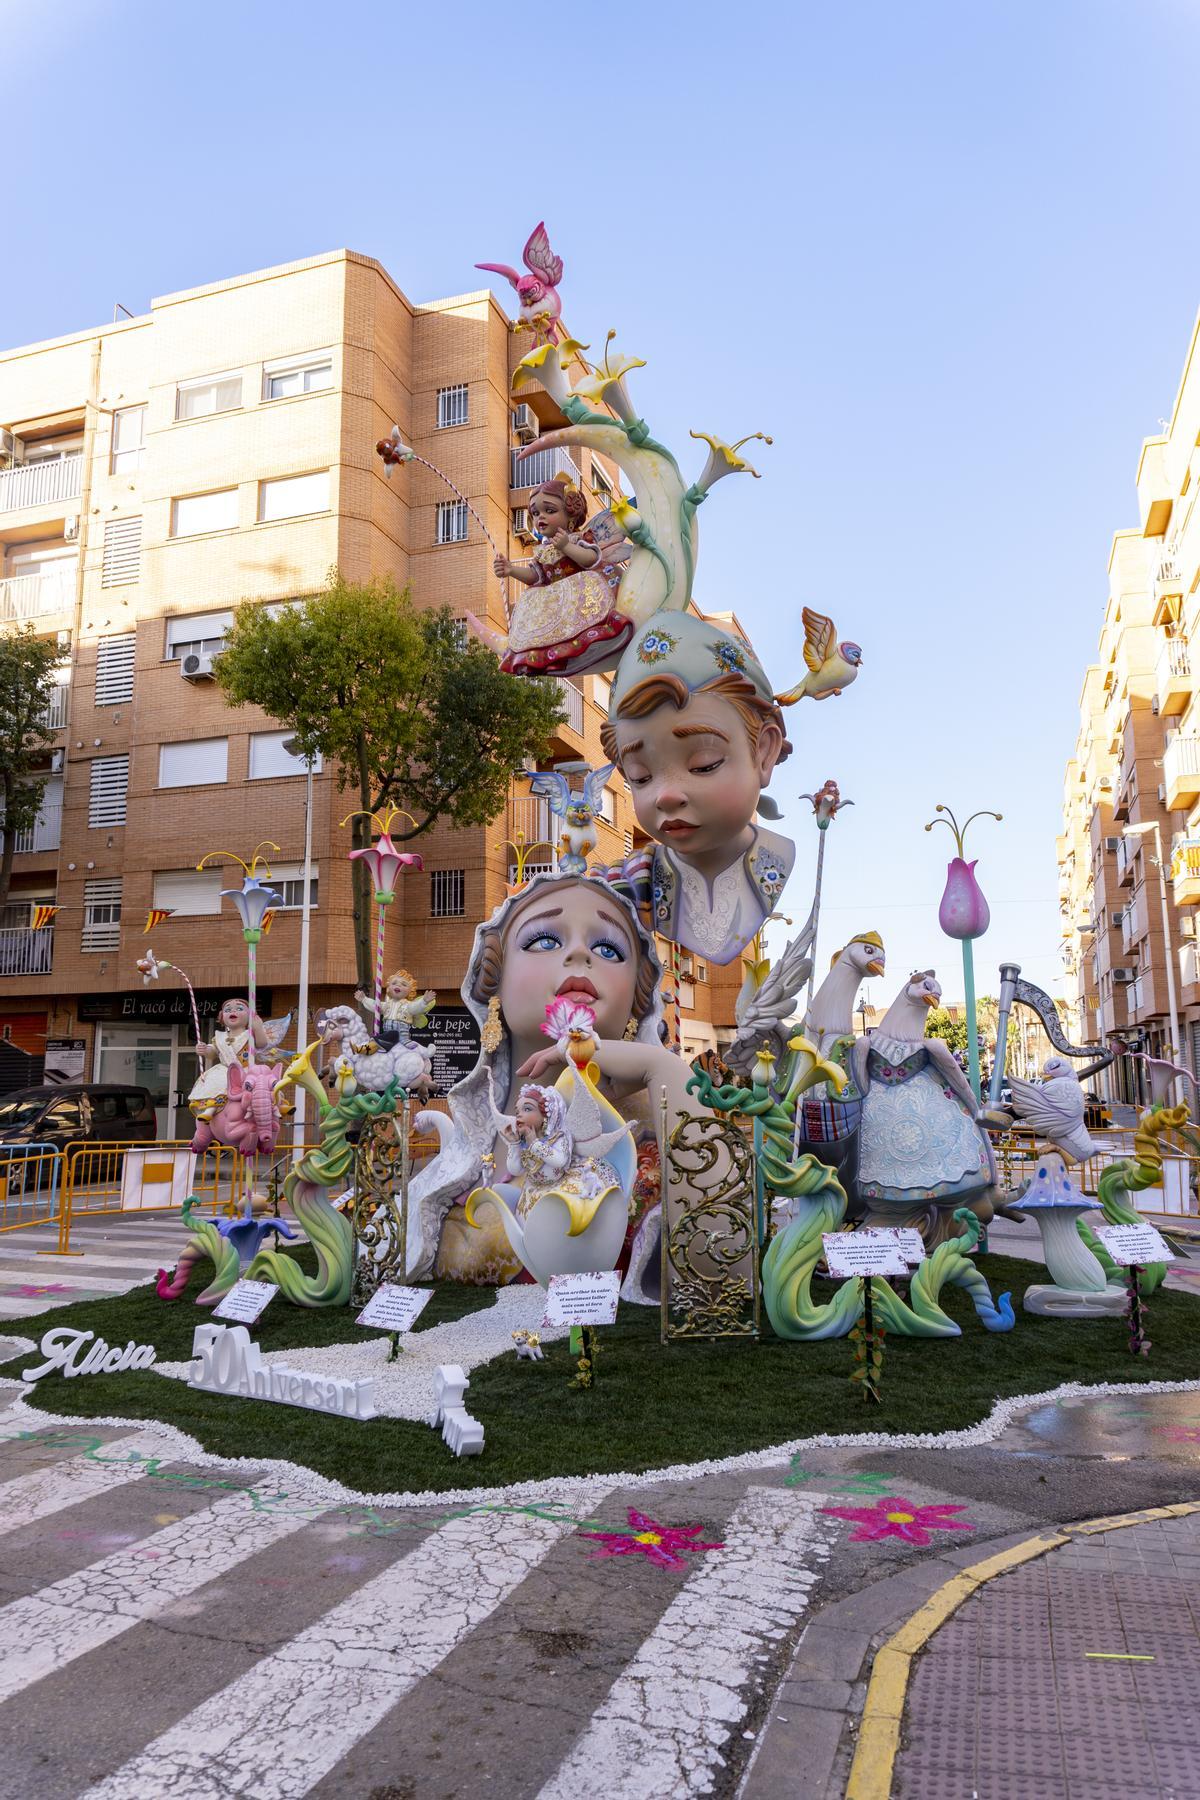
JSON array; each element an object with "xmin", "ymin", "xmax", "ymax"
[
  {"xmin": 925, "ymin": 805, "xmax": 1003, "ymax": 1101},
  {"xmin": 345, "ymin": 805, "xmax": 424, "ymax": 1038}
]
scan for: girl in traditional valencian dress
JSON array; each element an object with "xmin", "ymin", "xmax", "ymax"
[{"xmin": 493, "ymin": 477, "xmax": 632, "ymax": 676}]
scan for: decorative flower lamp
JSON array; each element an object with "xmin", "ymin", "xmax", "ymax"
[
  {"xmin": 926, "ymin": 805, "xmax": 1002, "ymax": 1102},
  {"xmin": 1017, "ymin": 1153, "xmax": 1123, "ymax": 1318},
  {"xmin": 798, "ymin": 780, "xmax": 853, "ymax": 1017},
  {"xmin": 198, "ymin": 844, "xmax": 282, "ymax": 1067},
  {"xmin": 345, "ymin": 806, "xmax": 423, "ymax": 1038}
]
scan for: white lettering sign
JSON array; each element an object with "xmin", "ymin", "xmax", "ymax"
[
  {"xmin": 22, "ymin": 1327, "xmax": 157, "ymax": 1383},
  {"xmin": 432, "ymin": 1363, "xmax": 484, "ymax": 1457},
  {"xmin": 188, "ymin": 1323, "xmax": 376, "ymax": 1421},
  {"xmin": 214, "ymin": 1279, "xmax": 278, "ymax": 1324},
  {"xmin": 541, "ymin": 1270, "xmax": 621, "ymax": 1329},
  {"xmin": 822, "ymin": 1231, "xmax": 909, "ymax": 1279},
  {"xmin": 1095, "ymin": 1223, "xmax": 1174, "ymax": 1268},
  {"xmin": 356, "ymin": 1284, "xmax": 433, "ymax": 1333}
]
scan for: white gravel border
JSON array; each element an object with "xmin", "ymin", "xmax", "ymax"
[{"xmin": 2, "ymin": 1375, "xmax": 1198, "ymax": 1511}]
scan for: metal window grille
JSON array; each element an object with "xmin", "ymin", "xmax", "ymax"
[
  {"xmin": 88, "ymin": 755, "xmax": 129, "ymax": 828},
  {"xmin": 101, "ymin": 517, "xmax": 142, "ymax": 588},
  {"xmin": 94, "ymin": 634, "xmax": 135, "ymax": 706},
  {"xmin": 437, "ymin": 384, "xmax": 469, "ymax": 429},
  {"xmin": 436, "ymin": 500, "xmax": 468, "ymax": 545},
  {"xmin": 430, "ymin": 869, "xmax": 465, "ymax": 917},
  {"xmin": 81, "ymin": 878, "xmax": 122, "ymax": 952}
]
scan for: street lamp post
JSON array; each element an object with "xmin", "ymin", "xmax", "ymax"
[
  {"xmin": 1122, "ymin": 820, "xmax": 1182, "ymax": 1099},
  {"xmin": 284, "ymin": 737, "xmax": 315, "ymax": 1155}
]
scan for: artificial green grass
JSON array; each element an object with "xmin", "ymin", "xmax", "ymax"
[{"xmin": 3, "ymin": 1254, "xmax": 1198, "ymax": 1497}]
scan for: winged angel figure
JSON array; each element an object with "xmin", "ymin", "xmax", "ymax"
[{"xmin": 528, "ymin": 763, "xmax": 616, "ymax": 874}]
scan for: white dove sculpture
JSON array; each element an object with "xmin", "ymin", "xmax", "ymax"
[{"xmin": 1006, "ymin": 1057, "xmax": 1097, "ymax": 1164}]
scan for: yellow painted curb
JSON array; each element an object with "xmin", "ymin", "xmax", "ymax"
[{"xmin": 844, "ymin": 1500, "xmax": 1200, "ymax": 1800}]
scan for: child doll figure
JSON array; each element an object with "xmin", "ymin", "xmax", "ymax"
[
  {"xmin": 495, "ymin": 1083, "xmax": 623, "ymax": 1222},
  {"xmin": 188, "ymin": 997, "xmax": 267, "ymax": 1120},
  {"xmin": 493, "ymin": 477, "xmax": 633, "ymax": 677},
  {"xmin": 601, "ymin": 610, "xmax": 797, "ymax": 966},
  {"xmin": 355, "ymin": 968, "xmax": 435, "ymax": 1049}
]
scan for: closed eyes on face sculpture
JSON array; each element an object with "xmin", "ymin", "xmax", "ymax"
[
  {"xmin": 615, "ymin": 691, "xmax": 782, "ymax": 864},
  {"xmin": 498, "ymin": 884, "xmax": 640, "ymax": 1045}
]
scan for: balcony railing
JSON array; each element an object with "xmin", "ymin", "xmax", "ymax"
[
  {"xmin": 1155, "ymin": 635, "xmax": 1192, "ymax": 715},
  {"xmin": 1164, "ymin": 732, "xmax": 1200, "ymax": 804},
  {"xmin": 0, "ymin": 926, "xmax": 53, "ymax": 976},
  {"xmin": 41, "ymin": 685, "xmax": 69, "ymax": 731},
  {"xmin": 510, "ymin": 446, "xmax": 583, "ymax": 491},
  {"xmin": 0, "ymin": 454, "xmax": 83, "ymax": 514},
  {"xmin": 0, "ymin": 566, "xmax": 77, "ymax": 623},
  {"xmin": 1, "ymin": 797, "xmax": 63, "ymax": 856},
  {"xmin": 509, "ymin": 794, "xmax": 556, "ymax": 849},
  {"xmin": 554, "ymin": 676, "xmax": 584, "ymax": 735}
]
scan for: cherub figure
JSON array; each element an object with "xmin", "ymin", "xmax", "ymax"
[
  {"xmin": 528, "ymin": 763, "xmax": 616, "ymax": 875},
  {"xmin": 476, "ymin": 222, "xmax": 565, "ymax": 343},
  {"xmin": 189, "ymin": 998, "xmax": 270, "ymax": 1119},
  {"xmin": 492, "ymin": 479, "xmax": 633, "ymax": 677},
  {"xmin": 355, "ymin": 968, "xmax": 435, "ymax": 1049},
  {"xmin": 483, "ymin": 1074, "xmax": 630, "ymax": 1223},
  {"xmin": 602, "ymin": 610, "xmax": 796, "ymax": 965}
]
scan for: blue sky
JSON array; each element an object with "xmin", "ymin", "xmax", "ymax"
[{"xmin": 6, "ymin": 0, "xmax": 1200, "ymax": 1010}]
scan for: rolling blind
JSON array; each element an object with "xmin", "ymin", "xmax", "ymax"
[
  {"xmin": 88, "ymin": 756, "xmax": 129, "ymax": 828},
  {"xmin": 101, "ymin": 517, "xmax": 142, "ymax": 587},
  {"xmin": 94, "ymin": 634, "xmax": 135, "ymax": 706}
]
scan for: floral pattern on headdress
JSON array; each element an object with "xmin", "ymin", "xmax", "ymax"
[
  {"xmin": 710, "ymin": 638, "xmax": 747, "ymax": 674},
  {"xmin": 637, "ymin": 628, "xmax": 677, "ymax": 665}
]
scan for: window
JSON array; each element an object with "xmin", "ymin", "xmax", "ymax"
[
  {"xmin": 175, "ymin": 372, "xmax": 242, "ymax": 420},
  {"xmin": 263, "ymin": 350, "xmax": 333, "ymax": 400},
  {"xmin": 267, "ymin": 860, "xmax": 319, "ymax": 910},
  {"xmin": 110, "ymin": 406, "xmax": 146, "ymax": 475},
  {"xmin": 165, "ymin": 609, "xmax": 233, "ymax": 661},
  {"xmin": 95, "ymin": 634, "xmax": 135, "ymax": 706},
  {"xmin": 591, "ymin": 462, "xmax": 614, "ymax": 506},
  {"xmin": 436, "ymin": 500, "xmax": 468, "ymax": 545},
  {"xmin": 593, "ymin": 673, "xmax": 613, "ymax": 711},
  {"xmin": 158, "ymin": 738, "xmax": 228, "ymax": 788},
  {"xmin": 430, "ymin": 869, "xmax": 465, "ymax": 917},
  {"xmin": 248, "ymin": 730, "xmax": 322, "ymax": 780},
  {"xmin": 88, "ymin": 756, "xmax": 128, "ymax": 828},
  {"xmin": 101, "ymin": 516, "xmax": 141, "ymax": 586},
  {"xmin": 171, "ymin": 489, "xmax": 237, "ymax": 536},
  {"xmin": 257, "ymin": 471, "xmax": 330, "ymax": 522},
  {"xmin": 437, "ymin": 384, "xmax": 469, "ymax": 429},
  {"xmin": 152, "ymin": 867, "xmax": 224, "ymax": 916},
  {"xmin": 599, "ymin": 784, "xmax": 615, "ymax": 824},
  {"xmin": 82, "ymin": 878, "xmax": 122, "ymax": 952}
]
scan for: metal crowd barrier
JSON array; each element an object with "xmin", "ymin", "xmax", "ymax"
[
  {"xmin": 991, "ymin": 1127, "xmax": 1200, "ymax": 1220},
  {"xmin": 0, "ymin": 1143, "xmax": 63, "ymax": 1234}
]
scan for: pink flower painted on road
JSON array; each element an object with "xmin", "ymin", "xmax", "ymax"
[
  {"xmin": 578, "ymin": 1507, "xmax": 724, "ymax": 1570},
  {"xmin": 821, "ymin": 1495, "xmax": 975, "ymax": 1545},
  {"xmin": 1155, "ymin": 1425, "xmax": 1200, "ymax": 1443}
]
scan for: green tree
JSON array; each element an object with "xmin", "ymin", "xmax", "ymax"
[
  {"xmin": 924, "ymin": 1006, "xmax": 969, "ymax": 1056},
  {"xmin": 215, "ymin": 575, "xmax": 566, "ymax": 985},
  {"xmin": 0, "ymin": 628, "xmax": 59, "ymax": 913}
]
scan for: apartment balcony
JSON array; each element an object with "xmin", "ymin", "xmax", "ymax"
[
  {"xmin": 1155, "ymin": 636, "xmax": 1193, "ymax": 717},
  {"xmin": 41, "ymin": 684, "xmax": 69, "ymax": 731},
  {"xmin": 510, "ymin": 446, "xmax": 583, "ymax": 492},
  {"xmin": 1180, "ymin": 940, "xmax": 1200, "ymax": 997},
  {"xmin": 1163, "ymin": 733, "xmax": 1200, "ymax": 811},
  {"xmin": 1115, "ymin": 834, "xmax": 1136, "ymax": 886},
  {"xmin": 508, "ymin": 794, "xmax": 557, "ymax": 851},
  {"xmin": 0, "ymin": 566, "xmax": 76, "ymax": 624},
  {"xmin": 1173, "ymin": 837, "xmax": 1200, "ymax": 906},
  {"xmin": 0, "ymin": 926, "xmax": 53, "ymax": 976},
  {"xmin": 0, "ymin": 796, "xmax": 63, "ymax": 857},
  {"xmin": 0, "ymin": 454, "xmax": 82, "ymax": 515},
  {"xmin": 1120, "ymin": 901, "xmax": 1140, "ymax": 954}
]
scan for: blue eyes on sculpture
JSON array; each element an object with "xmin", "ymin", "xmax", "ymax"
[
  {"xmin": 521, "ymin": 931, "xmax": 562, "ymax": 952},
  {"xmin": 592, "ymin": 938, "xmax": 625, "ymax": 962}
]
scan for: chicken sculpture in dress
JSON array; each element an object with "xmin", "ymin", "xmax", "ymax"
[
  {"xmin": 775, "ymin": 607, "xmax": 863, "ymax": 705},
  {"xmin": 476, "ymin": 223, "xmax": 565, "ymax": 344}
]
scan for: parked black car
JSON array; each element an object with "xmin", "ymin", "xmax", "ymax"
[{"xmin": 0, "ymin": 1084, "xmax": 157, "ymax": 1153}]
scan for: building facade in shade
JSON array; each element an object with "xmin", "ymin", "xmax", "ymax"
[
  {"xmin": 1059, "ymin": 308, "xmax": 1200, "ymax": 1102},
  {"xmin": 0, "ymin": 250, "xmax": 744, "ymax": 1122}
]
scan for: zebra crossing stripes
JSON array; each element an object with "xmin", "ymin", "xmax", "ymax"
[
  {"xmin": 536, "ymin": 1485, "xmax": 836, "ymax": 1800},
  {"xmin": 80, "ymin": 1490, "xmax": 610, "ymax": 1800},
  {"xmin": 0, "ymin": 1429, "xmax": 180, "ymax": 1536}
]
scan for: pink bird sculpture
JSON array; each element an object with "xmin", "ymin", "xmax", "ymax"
[{"xmin": 476, "ymin": 223, "xmax": 564, "ymax": 343}]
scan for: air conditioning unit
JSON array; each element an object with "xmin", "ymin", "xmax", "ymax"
[
  {"xmin": 180, "ymin": 651, "xmax": 216, "ymax": 681},
  {"xmin": 1113, "ymin": 967, "xmax": 1135, "ymax": 983},
  {"xmin": 0, "ymin": 427, "xmax": 16, "ymax": 463},
  {"xmin": 1112, "ymin": 908, "xmax": 1126, "ymax": 928},
  {"xmin": 1104, "ymin": 836, "xmax": 1121, "ymax": 853},
  {"xmin": 49, "ymin": 748, "xmax": 66, "ymax": 773},
  {"xmin": 511, "ymin": 404, "xmax": 537, "ymax": 443},
  {"xmin": 63, "ymin": 514, "xmax": 79, "ymax": 541}
]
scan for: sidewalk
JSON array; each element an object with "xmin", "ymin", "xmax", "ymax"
[{"xmin": 893, "ymin": 1511, "xmax": 1200, "ymax": 1799}]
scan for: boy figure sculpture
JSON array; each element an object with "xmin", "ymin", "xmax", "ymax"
[{"xmin": 601, "ymin": 610, "xmax": 795, "ymax": 964}]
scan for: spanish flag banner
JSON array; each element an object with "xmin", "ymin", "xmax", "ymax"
[
  {"xmin": 260, "ymin": 909, "xmax": 276, "ymax": 935},
  {"xmin": 30, "ymin": 905, "xmax": 59, "ymax": 930},
  {"xmin": 143, "ymin": 908, "xmax": 174, "ymax": 933}
]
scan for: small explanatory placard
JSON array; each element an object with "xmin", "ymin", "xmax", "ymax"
[
  {"xmin": 822, "ymin": 1232, "xmax": 909, "ymax": 1279},
  {"xmin": 213, "ymin": 1279, "xmax": 278, "ymax": 1325},
  {"xmin": 355, "ymin": 1284, "xmax": 434, "ymax": 1334},
  {"xmin": 881, "ymin": 1227, "xmax": 926, "ymax": 1265},
  {"xmin": 541, "ymin": 1270, "xmax": 621, "ymax": 1329},
  {"xmin": 1094, "ymin": 1223, "xmax": 1175, "ymax": 1268}
]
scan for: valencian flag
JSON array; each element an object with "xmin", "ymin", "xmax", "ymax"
[
  {"xmin": 30, "ymin": 905, "xmax": 59, "ymax": 930},
  {"xmin": 143, "ymin": 908, "xmax": 174, "ymax": 933},
  {"xmin": 259, "ymin": 909, "xmax": 276, "ymax": 935}
]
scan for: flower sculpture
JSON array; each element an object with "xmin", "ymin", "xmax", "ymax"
[
  {"xmin": 345, "ymin": 805, "xmax": 424, "ymax": 1037},
  {"xmin": 577, "ymin": 1507, "xmax": 724, "ymax": 1570},
  {"xmin": 925, "ymin": 804, "xmax": 1002, "ymax": 1100},
  {"xmin": 821, "ymin": 1496, "xmax": 975, "ymax": 1546}
]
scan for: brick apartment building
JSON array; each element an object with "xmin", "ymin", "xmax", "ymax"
[{"xmin": 0, "ymin": 250, "xmax": 742, "ymax": 1126}]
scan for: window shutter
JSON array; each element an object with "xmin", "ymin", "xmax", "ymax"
[
  {"xmin": 88, "ymin": 756, "xmax": 129, "ymax": 827},
  {"xmin": 81, "ymin": 877, "xmax": 122, "ymax": 951},
  {"xmin": 152, "ymin": 867, "xmax": 224, "ymax": 915},
  {"xmin": 94, "ymin": 634, "xmax": 135, "ymax": 706},
  {"xmin": 101, "ymin": 517, "xmax": 142, "ymax": 587}
]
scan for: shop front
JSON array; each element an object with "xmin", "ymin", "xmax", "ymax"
[{"xmin": 78, "ymin": 988, "xmax": 273, "ymax": 1140}]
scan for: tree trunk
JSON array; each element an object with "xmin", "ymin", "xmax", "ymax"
[{"xmin": 0, "ymin": 774, "xmax": 15, "ymax": 915}]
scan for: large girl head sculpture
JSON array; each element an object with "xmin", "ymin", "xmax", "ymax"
[{"xmin": 407, "ymin": 873, "xmax": 663, "ymax": 1282}]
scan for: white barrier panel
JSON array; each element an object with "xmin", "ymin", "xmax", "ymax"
[{"xmin": 120, "ymin": 1147, "xmax": 196, "ymax": 1212}]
